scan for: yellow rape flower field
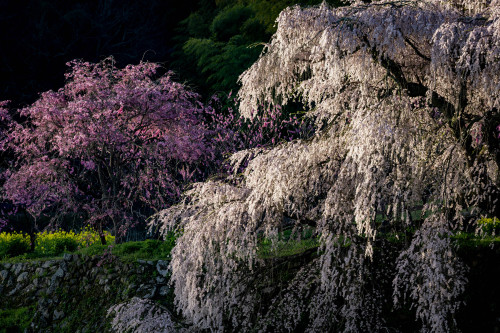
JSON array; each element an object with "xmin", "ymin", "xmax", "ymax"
[{"xmin": 0, "ymin": 226, "xmax": 115, "ymax": 260}]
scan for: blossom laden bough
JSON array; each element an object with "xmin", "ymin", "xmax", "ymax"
[{"xmin": 107, "ymin": 297, "xmax": 184, "ymax": 333}]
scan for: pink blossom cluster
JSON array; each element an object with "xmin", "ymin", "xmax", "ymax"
[
  {"xmin": 205, "ymin": 92, "xmax": 314, "ymax": 174},
  {"xmin": 0, "ymin": 58, "xmax": 214, "ymax": 240}
]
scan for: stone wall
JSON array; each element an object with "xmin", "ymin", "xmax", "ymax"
[
  {"xmin": 0, "ymin": 254, "xmax": 180, "ymax": 332},
  {"xmin": 1, "ymin": 246, "xmax": 498, "ymax": 332}
]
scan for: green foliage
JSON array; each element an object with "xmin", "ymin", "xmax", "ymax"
[
  {"xmin": 257, "ymin": 228, "xmax": 319, "ymax": 259},
  {"xmin": 256, "ymin": 223, "xmax": 500, "ymax": 260},
  {"xmin": 179, "ymin": 5, "xmax": 266, "ymax": 94},
  {"xmin": 183, "ymin": 35, "xmax": 263, "ymax": 93},
  {"xmin": 452, "ymin": 231, "xmax": 500, "ymax": 248},
  {"xmin": 183, "ymin": 38, "xmax": 223, "ymax": 73},
  {"xmin": 115, "ymin": 240, "xmax": 163, "ymax": 260},
  {"xmin": 0, "ymin": 307, "xmax": 33, "ymax": 333},
  {"xmin": 0, "ymin": 232, "xmax": 30, "ymax": 258},
  {"xmin": 110, "ymin": 236, "xmax": 177, "ymax": 262},
  {"xmin": 211, "ymin": 5, "xmax": 254, "ymax": 41},
  {"xmin": 173, "ymin": 0, "xmax": 345, "ymax": 96},
  {"xmin": 184, "ymin": 12, "xmax": 212, "ymax": 38},
  {"xmin": 54, "ymin": 238, "xmax": 78, "ymax": 254}
]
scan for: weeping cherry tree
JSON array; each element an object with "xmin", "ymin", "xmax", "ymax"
[{"xmin": 154, "ymin": 0, "xmax": 500, "ymax": 331}]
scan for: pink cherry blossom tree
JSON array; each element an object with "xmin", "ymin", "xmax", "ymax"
[
  {"xmin": 1, "ymin": 58, "xmax": 214, "ymax": 244},
  {"xmin": 154, "ymin": 0, "xmax": 500, "ymax": 331},
  {"xmin": 0, "ymin": 101, "xmax": 11, "ymax": 231}
]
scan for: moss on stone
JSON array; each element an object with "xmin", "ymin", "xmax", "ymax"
[{"xmin": 0, "ymin": 306, "xmax": 34, "ymax": 333}]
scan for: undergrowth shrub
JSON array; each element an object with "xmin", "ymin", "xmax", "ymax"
[
  {"xmin": 0, "ymin": 307, "xmax": 32, "ymax": 333},
  {"xmin": 0, "ymin": 232, "xmax": 30, "ymax": 258},
  {"xmin": 110, "ymin": 238, "xmax": 175, "ymax": 261}
]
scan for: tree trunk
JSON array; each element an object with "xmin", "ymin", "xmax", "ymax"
[
  {"xmin": 28, "ymin": 230, "xmax": 36, "ymax": 252},
  {"xmin": 98, "ymin": 222, "xmax": 107, "ymax": 245}
]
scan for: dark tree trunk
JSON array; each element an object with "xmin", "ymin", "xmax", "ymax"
[
  {"xmin": 98, "ymin": 221, "xmax": 107, "ymax": 245},
  {"xmin": 28, "ymin": 230, "xmax": 36, "ymax": 252}
]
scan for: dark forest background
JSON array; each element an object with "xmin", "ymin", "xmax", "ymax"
[{"xmin": 0, "ymin": 0, "xmax": 343, "ymax": 108}]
